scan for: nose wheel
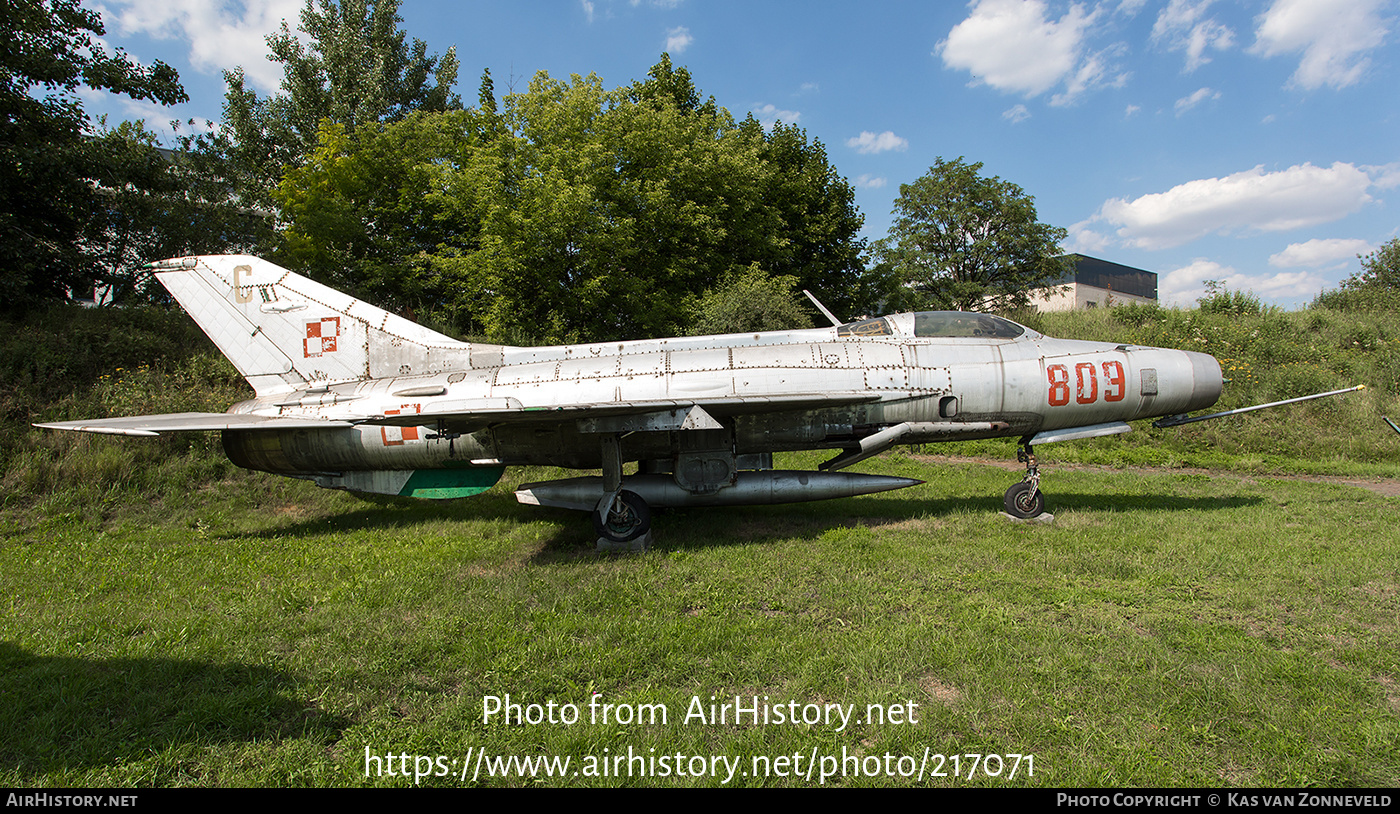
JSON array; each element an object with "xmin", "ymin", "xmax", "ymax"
[{"xmin": 1003, "ymin": 440, "xmax": 1046, "ymax": 518}]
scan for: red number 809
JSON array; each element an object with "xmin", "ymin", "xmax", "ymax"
[{"xmin": 1048, "ymin": 361, "xmax": 1125, "ymax": 406}]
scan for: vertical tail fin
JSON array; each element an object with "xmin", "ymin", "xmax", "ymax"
[{"xmin": 152, "ymin": 255, "xmax": 493, "ymax": 396}]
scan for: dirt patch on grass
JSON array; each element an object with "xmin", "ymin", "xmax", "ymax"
[
  {"xmin": 918, "ymin": 674, "xmax": 963, "ymax": 705},
  {"xmin": 1376, "ymin": 675, "xmax": 1400, "ymax": 713},
  {"xmin": 729, "ymin": 514, "xmax": 945, "ymax": 539},
  {"xmin": 858, "ymin": 516, "xmax": 948, "ymax": 532},
  {"xmin": 915, "ymin": 454, "xmax": 1400, "ymax": 497},
  {"xmin": 730, "ymin": 518, "xmax": 821, "ymax": 539},
  {"xmin": 1357, "ymin": 581, "xmax": 1398, "ymax": 601}
]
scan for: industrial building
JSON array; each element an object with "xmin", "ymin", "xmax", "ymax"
[{"xmin": 1037, "ymin": 254, "xmax": 1158, "ymax": 311}]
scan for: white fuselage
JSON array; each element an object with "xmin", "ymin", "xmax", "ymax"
[{"xmin": 222, "ymin": 316, "xmax": 1221, "ymax": 474}]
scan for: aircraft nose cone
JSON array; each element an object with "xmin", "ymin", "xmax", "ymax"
[{"xmin": 1186, "ymin": 351, "xmax": 1223, "ymax": 411}]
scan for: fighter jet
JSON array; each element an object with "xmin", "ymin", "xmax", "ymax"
[{"xmin": 35, "ymin": 255, "xmax": 1353, "ymax": 543}]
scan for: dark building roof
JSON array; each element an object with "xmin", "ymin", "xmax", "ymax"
[{"xmin": 1051, "ymin": 254, "xmax": 1158, "ymax": 300}]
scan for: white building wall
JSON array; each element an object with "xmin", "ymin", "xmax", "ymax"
[{"xmin": 1036, "ymin": 283, "xmax": 1157, "ymax": 312}]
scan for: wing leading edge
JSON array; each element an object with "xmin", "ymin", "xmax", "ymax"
[
  {"xmin": 361, "ymin": 391, "xmax": 887, "ymax": 429},
  {"xmin": 34, "ymin": 413, "xmax": 356, "ymax": 437},
  {"xmin": 36, "ymin": 392, "xmax": 885, "ymax": 437}
]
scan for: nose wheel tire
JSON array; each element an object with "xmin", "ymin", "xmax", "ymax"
[
  {"xmin": 593, "ymin": 490, "xmax": 652, "ymax": 542},
  {"xmin": 1003, "ymin": 481, "xmax": 1045, "ymax": 518}
]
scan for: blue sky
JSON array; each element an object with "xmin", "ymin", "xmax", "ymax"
[{"xmin": 84, "ymin": 0, "xmax": 1399, "ymax": 309}]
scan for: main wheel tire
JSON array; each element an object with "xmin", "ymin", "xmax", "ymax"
[
  {"xmin": 1003, "ymin": 482, "xmax": 1045, "ymax": 518},
  {"xmin": 592, "ymin": 490, "xmax": 651, "ymax": 542}
]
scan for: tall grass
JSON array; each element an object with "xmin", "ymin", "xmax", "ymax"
[
  {"xmin": 1019, "ymin": 303, "xmax": 1400, "ymax": 471},
  {"xmin": 1, "ymin": 305, "xmax": 251, "ymax": 508},
  {"xmin": 3, "ymin": 453, "xmax": 1397, "ymax": 786}
]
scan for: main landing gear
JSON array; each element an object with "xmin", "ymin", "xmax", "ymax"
[
  {"xmin": 593, "ymin": 433, "xmax": 653, "ymax": 544},
  {"xmin": 593, "ymin": 489, "xmax": 651, "ymax": 542},
  {"xmin": 1003, "ymin": 439, "xmax": 1046, "ymax": 518}
]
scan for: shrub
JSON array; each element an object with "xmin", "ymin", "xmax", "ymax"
[
  {"xmin": 1198, "ymin": 281, "xmax": 1264, "ymax": 317},
  {"xmin": 1110, "ymin": 301, "xmax": 1162, "ymax": 327}
]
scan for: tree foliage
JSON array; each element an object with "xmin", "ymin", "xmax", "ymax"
[
  {"xmin": 0, "ymin": 0, "xmax": 186, "ymax": 311},
  {"xmin": 222, "ymin": 0, "xmax": 460, "ymax": 206},
  {"xmin": 273, "ymin": 56, "xmax": 868, "ymax": 342},
  {"xmin": 1344, "ymin": 238, "xmax": 1400, "ymax": 292},
  {"xmin": 1197, "ymin": 279, "xmax": 1265, "ymax": 317},
  {"xmin": 692, "ymin": 264, "xmax": 813, "ymax": 335},
  {"xmin": 1313, "ymin": 237, "xmax": 1400, "ymax": 313},
  {"xmin": 275, "ymin": 111, "xmax": 489, "ymax": 318},
  {"xmin": 84, "ymin": 120, "xmax": 274, "ymax": 303},
  {"xmin": 877, "ymin": 157, "xmax": 1069, "ymax": 313}
]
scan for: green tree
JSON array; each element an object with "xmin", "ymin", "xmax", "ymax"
[
  {"xmin": 1343, "ymin": 238, "xmax": 1400, "ymax": 292},
  {"xmin": 751, "ymin": 119, "xmax": 869, "ymax": 321},
  {"xmin": 458, "ymin": 65, "xmax": 864, "ymax": 340},
  {"xmin": 222, "ymin": 0, "xmax": 460, "ymax": 206},
  {"xmin": 1196, "ymin": 279, "xmax": 1263, "ymax": 316},
  {"xmin": 274, "ymin": 57, "xmax": 868, "ymax": 342},
  {"xmin": 0, "ymin": 0, "xmax": 185, "ymax": 311},
  {"xmin": 84, "ymin": 120, "xmax": 274, "ymax": 303},
  {"xmin": 1313, "ymin": 237, "xmax": 1400, "ymax": 313},
  {"xmin": 877, "ymin": 157, "xmax": 1069, "ymax": 313},
  {"xmin": 275, "ymin": 111, "xmax": 492, "ymax": 319},
  {"xmin": 692, "ymin": 264, "xmax": 814, "ymax": 335}
]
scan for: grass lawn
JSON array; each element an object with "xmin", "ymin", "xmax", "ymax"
[{"xmin": 3, "ymin": 450, "xmax": 1397, "ymax": 787}]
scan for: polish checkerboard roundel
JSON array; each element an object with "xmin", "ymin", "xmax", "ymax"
[{"xmin": 304, "ymin": 317, "xmax": 340, "ymax": 357}]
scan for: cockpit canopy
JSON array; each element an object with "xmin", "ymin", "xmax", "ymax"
[{"xmin": 837, "ymin": 311, "xmax": 1030, "ymax": 340}]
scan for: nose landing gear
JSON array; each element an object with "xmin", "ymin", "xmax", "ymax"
[{"xmin": 1003, "ymin": 440, "xmax": 1046, "ymax": 518}]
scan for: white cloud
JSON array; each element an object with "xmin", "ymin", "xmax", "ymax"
[
  {"xmin": 798, "ymin": 82, "xmax": 819, "ymax": 94},
  {"xmin": 846, "ymin": 130, "xmax": 908, "ymax": 154},
  {"xmin": 1364, "ymin": 162, "xmax": 1400, "ymax": 190},
  {"xmin": 1050, "ymin": 44, "xmax": 1130, "ymax": 106},
  {"xmin": 1002, "ymin": 104, "xmax": 1031, "ymax": 123},
  {"xmin": 1160, "ymin": 258, "xmax": 1325, "ymax": 306},
  {"xmin": 1250, "ymin": 0, "xmax": 1391, "ymax": 89},
  {"xmin": 581, "ymin": 1, "xmax": 595, "ymax": 23},
  {"xmin": 1160, "ymin": 259, "xmax": 1234, "ymax": 306},
  {"xmin": 1093, "ymin": 162, "xmax": 1374, "ymax": 250},
  {"xmin": 105, "ymin": 94, "xmax": 184, "ymax": 134},
  {"xmin": 937, "ymin": 0, "xmax": 1119, "ymax": 104},
  {"xmin": 1151, "ymin": 0, "xmax": 1235, "ymax": 72},
  {"xmin": 1174, "ymin": 86, "xmax": 1220, "ymax": 115},
  {"xmin": 855, "ymin": 174, "xmax": 887, "ymax": 189},
  {"xmin": 1066, "ymin": 220, "xmax": 1113, "ymax": 253},
  {"xmin": 751, "ymin": 103, "xmax": 800, "ymax": 128},
  {"xmin": 95, "ymin": 0, "xmax": 304, "ymax": 94},
  {"xmin": 1269, "ymin": 238, "xmax": 1375, "ymax": 268},
  {"xmin": 81, "ymin": 84, "xmax": 189, "ymax": 140},
  {"xmin": 665, "ymin": 26, "xmax": 693, "ymax": 54},
  {"xmin": 1124, "ymin": 103, "xmax": 1141, "ymax": 116}
]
